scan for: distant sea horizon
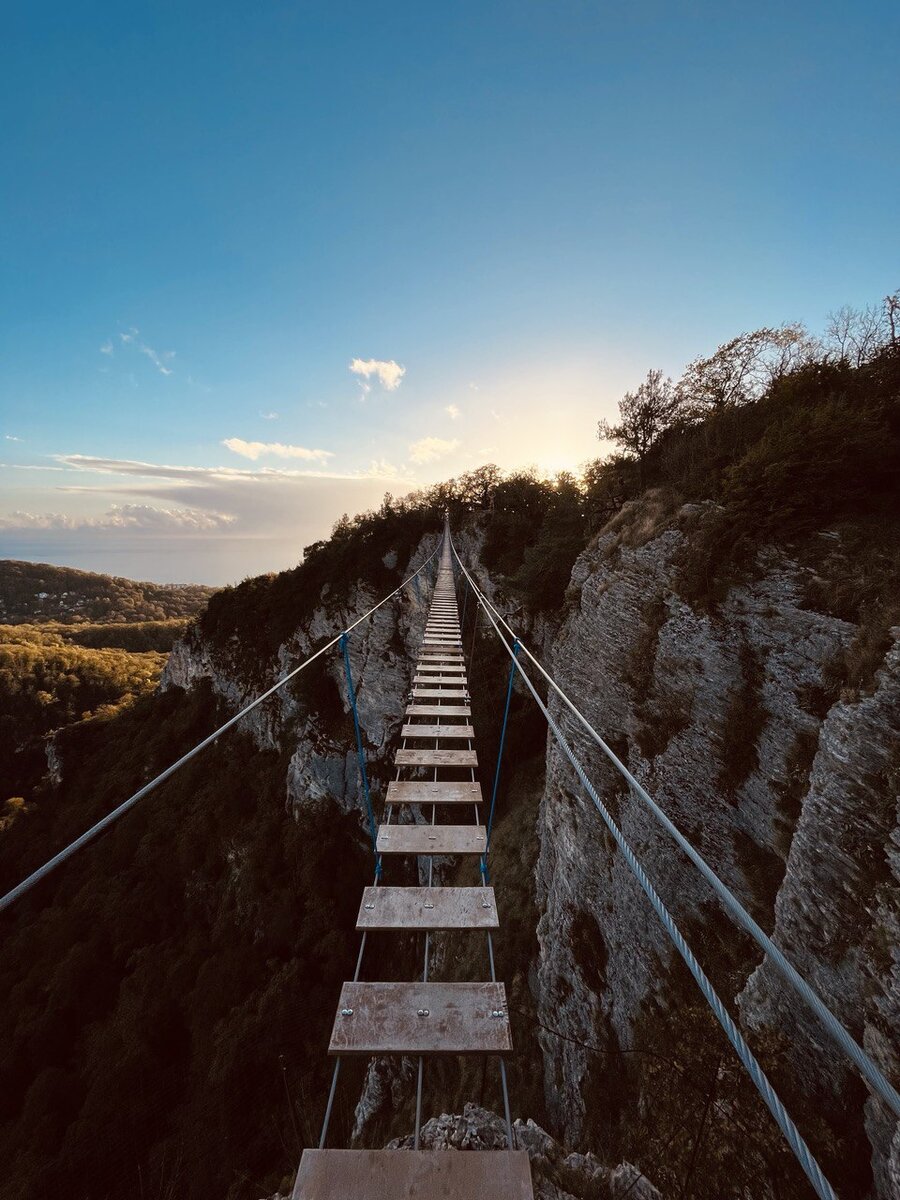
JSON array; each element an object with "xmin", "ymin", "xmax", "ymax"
[{"xmin": 0, "ymin": 534, "xmax": 300, "ymax": 587}]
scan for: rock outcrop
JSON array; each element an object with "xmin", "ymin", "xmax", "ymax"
[
  {"xmin": 386, "ymin": 1103, "xmax": 662, "ymax": 1200},
  {"xmin": 532, "ymin": 498, "xmax": 899, "ymax": 1195},
  {"xmin": 162, "ymin": 533, "xmax": 440, "ymax": 831}
]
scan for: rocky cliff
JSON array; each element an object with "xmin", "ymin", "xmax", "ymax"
[
  {"xmin": 531, "ymin": 496, "xmax": 899, "ymax": 1197},
  {"xmin": 163, "ymin": 532, "xmax": 441, "ymax": 827}
]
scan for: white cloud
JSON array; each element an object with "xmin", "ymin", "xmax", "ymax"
[
  {"xmin": 112, "ymin": 327, "xmax": 175, "ymax": 375},
  {"xmin": 1, "ymin": 452, "xmax": 421, "ymax": 581},
  {"xmin": 349, "ymin": 358, "xmax": 406, "ymax": 391},
  {"xmin": 5, "ymin": 434, "xmax": 23, "ymax": 442},
  {"xmin": 140, "ymin": 344, "xmax": 175, "ymax": 375},
  {"xmin": 408, "ymin": 436, "xmax": 461, "ymax": 465},
  {"xmin": 222, "ymin": 438, "xmax": 334, "ymax": 463},
  {"xmin": 260, "ymin": 411, "xmax": 279, "ymax": 420},
  {"xmin": 445, "ymin": 404, "xmax": 461, "ymax": 420},
  {"xmin": 0, "ymin": 504, "xmax": 235, "ymax": 532},
  {"xmin": 365, "ymin": 458, "xmax": 415, "ymax": 481}
]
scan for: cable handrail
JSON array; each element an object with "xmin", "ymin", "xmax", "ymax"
[
  {"xmin": 449, "ymin": 534, "xmax": 900, "ymax": 1122},
  {"xmin": 0, "ymin": 543, "xmax": 440, "ymax": 916},
  {"xmin": 449, "ymin": 538, "xmax": 836, "ymax": 1199}
]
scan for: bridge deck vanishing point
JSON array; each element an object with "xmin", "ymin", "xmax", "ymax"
[{"xmin": 293, "ymin": 530, "xmax": 533, "ymax": 1198}]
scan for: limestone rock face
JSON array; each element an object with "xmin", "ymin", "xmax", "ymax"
[
  {"xmin": 532, "ymin": 500, "xmax": 899, "ymax": 1195},
  {"xmin": 385, "ymin": 1103, "xmax": 663, "ymax": 1200},
  {"xmin": 161, "ymin": 532, "xmax": 439, "ymax": 835}
]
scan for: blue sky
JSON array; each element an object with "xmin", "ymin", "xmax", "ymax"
[{"xmin": 1, "ymin": 1, "xmax": 897, "ymax": 582}]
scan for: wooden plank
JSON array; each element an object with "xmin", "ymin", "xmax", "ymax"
[
  {"xmin": 415, "ymin": 663, "xmax": 466, "ymax": 672},
  {"xmin": 376, "ymin": 824, "xmax": 486, "ymax": 854},
  {"xmin": 413, "ymin": 688, "xmax": 469, "ymax": 699},
  {"xmin": 328, "ymin": 980, "xmax": 510, "ymax": 1055},
  {"xmin": 293, "ymin": 1149, "xmax": 534, "ymax": 1200},
  {"xmin": 401, "ymin": 723, "xmax": 475, "ymax": 738},
  {"xmin": 413, "ymin": 676, "xmax": 468, "ymax": 686},
  {"xmin": 395, "ymin": 748, "xmax": 477, "ymax": 767},
  {"xmin": 387, "ymin": 780, "xmax": 482, "ymax": 805},
  {"xmin": 356, "ymin": 885, "xmax": 497, "ymax": 930},
  {"xmin": 405, "ymin": 704, "xmax": 472, "ymax": 717}
]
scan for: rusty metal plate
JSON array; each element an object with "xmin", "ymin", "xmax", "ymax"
[
  {"xmin": 292, "ymin": 1149, "xmax": 534, "ymax": 1199},
  {"xmin": 328, "ymin": 980, "xmax": 510, "ymax": 1055},
  {"xmin": 376, "ymin": 824, "xmax": 486, "ymax": 855},
  {"xmin": 356, "ymin": 886, "xmax": 498, "ymax": 930}
]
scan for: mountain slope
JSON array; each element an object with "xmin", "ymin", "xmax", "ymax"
[{"xmin": 0, "ymin": 560, "xmax": 216, "ymax": 624}]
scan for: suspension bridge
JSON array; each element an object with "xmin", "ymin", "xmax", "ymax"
[{"xmin": 1, "ymin": 518, "xmax": 897, "ymax": 1200}]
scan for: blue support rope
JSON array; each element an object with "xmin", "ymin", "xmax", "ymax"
[
  {"xmin": 340, "ymin": 632, "xmax": 381, "ymax": 875},
  {"xmin": 481, "ymin": 639, "xmax": 519, "ymax": 880}
]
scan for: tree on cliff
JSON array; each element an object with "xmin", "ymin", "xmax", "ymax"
[
  {"xmin": 598, "ymin": 368, "xmax": 682, "ymax": 484},
  {"xmin": 675, "ymin": 323, "xmax": 816, "ymax": 416}
]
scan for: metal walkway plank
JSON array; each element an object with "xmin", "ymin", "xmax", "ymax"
[
  {"xmin": 413, "ymin": 688, "xmax": 469, "ymax": 699},
  {"xmin": 356, "ymin": 885, "xmax": 498, "ymax": 930},
  {"xmin": 388, "ymin": 777, "xmax": 482, "ymax": 806},
  {"xmin": 401, "ymin": 723, "xmax": 475, "ymax": 739},
  {"xmin": 293, "ymin": 1149, "xmax": 534, "ymax": 1200},
  {"xmin": 328, "ymin": 981, "xmax": 511, "ymax": 1055},
  {"xmin": 376, "ymin": 824, "xmax": 486, "ymax": 854},
  {"xmin": 395, "ymin": 748, "xmax": 477, "ymax": 767},
  {"xmin": 413, "ymin": 676, "xmax": 468, "ymax": 686},
  {"xmin": 404, "ymin": 704, "xmax": 472, "ymax": 718}
]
